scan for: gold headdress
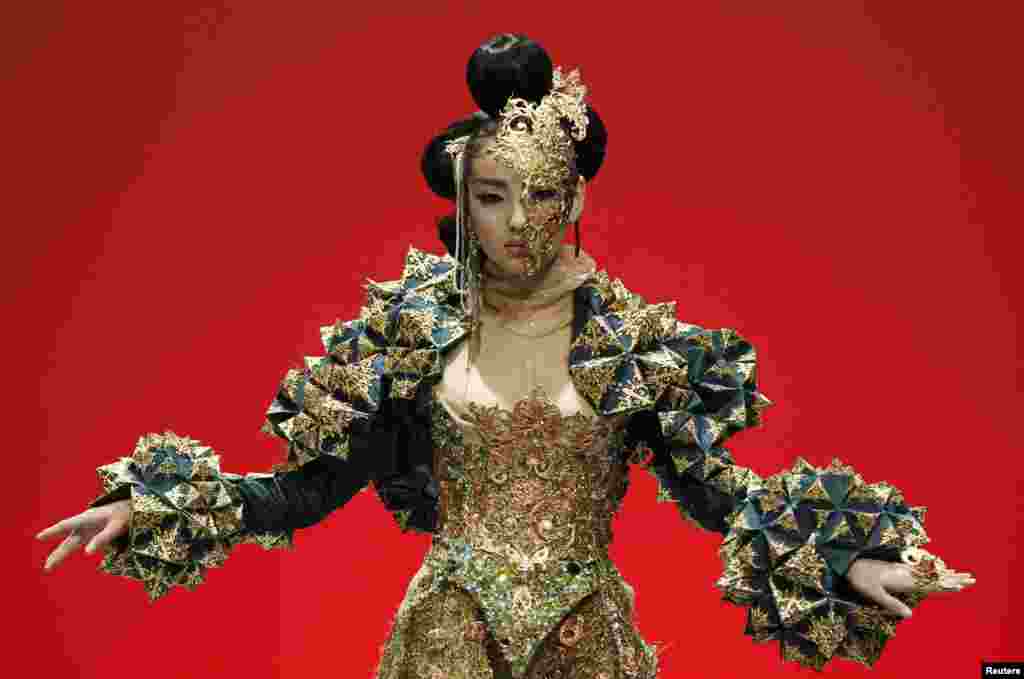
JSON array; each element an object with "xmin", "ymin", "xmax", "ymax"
[
  {"xmin": 486, "ymin": 66, "xmax": 589, "ymax": 192},
  {"xmin": 446, "ymin": 66, "xmax": 590, "ymax": 301}
]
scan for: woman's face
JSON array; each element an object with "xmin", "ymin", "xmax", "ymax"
[{"xmin": 466, "ymin": 138, "xmax": 584, "ymax": 278}]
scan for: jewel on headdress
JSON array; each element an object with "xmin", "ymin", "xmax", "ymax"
[{"xmin": 445, "ymin": 135, "xmax": 470, "ymax": 159}]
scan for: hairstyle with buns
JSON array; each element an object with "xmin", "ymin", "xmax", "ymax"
[{"xmin": 421, "ymin": 34, "xmax": 608, "ymax": 255}]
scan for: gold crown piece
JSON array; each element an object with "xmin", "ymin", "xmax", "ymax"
[{"xmin": 446, "ymin": 66, "xmax": 589, "ymax": 192}]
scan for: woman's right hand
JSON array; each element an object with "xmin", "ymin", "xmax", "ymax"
[{"xmin": 36, "ymin": 499, "xmax": 132, "ymax": 573}]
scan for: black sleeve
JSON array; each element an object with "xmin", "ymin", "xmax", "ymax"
[
  {"xmin": 623, "ymin": 406, "xmax": 932, "ymax": 671},
  {"xmin": 625, "ymin": 408, "xmax": 736, "ymax": 535},
  {"xmin": 236, "ymin": 443, "xmax": 376, "ymax": 533}
]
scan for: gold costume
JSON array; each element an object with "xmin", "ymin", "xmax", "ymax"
[{"xmin": 86, "ymin": 246, "xmax": 940, "ymax": 676}]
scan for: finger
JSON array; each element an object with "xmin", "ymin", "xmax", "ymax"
[
  {"xmin": 941, "ymin": 572, "xmax": 976, "ymax": 591},
  {"xmin": 43, "ymin": 532, "xmax": 85, "ymax": 572},
  {"xmin": 36, "ymin": 512, "xmax": 92, "ymax": 541},
  {"xmin": 869, "ymin": 584, "xmax": 913, "ymax": 619},
  {"xmin": 85, "ymin": 521, "xmax": 125, "ymax": 555}
]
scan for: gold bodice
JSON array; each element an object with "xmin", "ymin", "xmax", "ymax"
[
  {"xmin": 425, "ymin": 384, "xmax": 632, "ymax": 675},
  {"xmin": 432, "ymin": 386, "xmax": 629, "ymax": 565}
]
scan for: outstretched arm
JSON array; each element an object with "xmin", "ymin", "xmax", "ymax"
[
  {"xmin": 567, "ymin": 275, "xmax": 973, "ymax": 669},
  {"xmin": 619, "ymin": 326, "xmax": 972, "ymax": 670},
  {"xmin": 66, "ymin": 416, "xmax": 379, "ymax": 603},
  {"xmin": 230, "ymin": 443, "xmax": 377, "ymax": 534},
  {"xmin": 40, "ymin": 247, "xmax": 461, "ymax": 600},
  {"xmin": 43, "ymin": 315, "xmax": 389, "ymax": 602}
]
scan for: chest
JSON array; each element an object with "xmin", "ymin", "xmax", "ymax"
[
  {"xmin": 427, "ymin": 317, "xmax": 631, "ymax": 531},
  {"xmin": 433, "ymin": 314, "xmax": 596, "ymax": 421}
]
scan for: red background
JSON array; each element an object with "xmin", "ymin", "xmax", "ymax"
[{"xmin": 13, "ymin": 2, "xmax": 1021, "ymax": 677}]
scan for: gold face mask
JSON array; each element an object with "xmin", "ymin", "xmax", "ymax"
[
  {"xmin": 514, "ymin": 183, "xmax": 570, "ymax": 277},
  {"xmin": 448, "ymin": 67, "xmax": 590, "ymax": 278}
]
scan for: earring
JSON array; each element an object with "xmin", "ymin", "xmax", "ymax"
[{"xmin": 462, "ymin": 225, "xmax": 482, "ymax": 319}]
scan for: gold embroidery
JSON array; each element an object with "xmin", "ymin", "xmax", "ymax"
[{"xmin": 385, "ymin": 386, "xmax": 653, "ymax": 677}]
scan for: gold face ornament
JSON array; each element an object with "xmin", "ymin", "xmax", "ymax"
[
  {"xmin": 512, "ymin": 183, "xmax": 570, "ymax": 277},
  {"xmin": 449, "ymin": 67, "xmax": 590, "ymax": 278}
]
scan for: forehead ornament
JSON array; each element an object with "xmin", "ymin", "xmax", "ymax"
[
  {"xmin": 445, "ymin": 66, "xmax": 589, "ymax": 187},
  {"xmin": 488, "ymin": 66, "xmax": 589, "ymax": 189}
]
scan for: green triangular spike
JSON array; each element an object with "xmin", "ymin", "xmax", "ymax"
[
  {"xmin": 817, "ymin": 545, "xmax": 856, "ymax": 576},
  {"xmin": 823, "ymin": 474, "xmax": 851, "ymax": 507}
]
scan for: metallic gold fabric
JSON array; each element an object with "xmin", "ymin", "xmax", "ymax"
[
  {"xmin": 373, "ymin": 390, "xmax": 660, "ymax": 678},
  {"xmin": 374, "ymin": 550, "xmax": 659, "ymax": 679}
]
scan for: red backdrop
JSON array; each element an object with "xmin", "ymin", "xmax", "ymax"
[{"xmin": 13, "ymin": 2, "xmax": 1021, "ymax": 677}]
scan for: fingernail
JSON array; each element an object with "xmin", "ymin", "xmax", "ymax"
[{"xmin": 85, "ymin": 545, "xmax": 94, "ymax": 554}]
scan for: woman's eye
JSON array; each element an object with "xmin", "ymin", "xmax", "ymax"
[
  {"xmin": 475, "ymin": 193, "xmax": 503, "ymax": 205},
  {"xmin": 531, "ymin": 189, "xmax": 559, "ymax": 202}
]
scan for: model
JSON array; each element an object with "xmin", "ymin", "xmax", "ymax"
[{"xmin": 37, "ymin": 34, "xmax": 973, "ymax": 679}]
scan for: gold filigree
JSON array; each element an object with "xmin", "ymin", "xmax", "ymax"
[
  {"xmin": 558, "ymin": 614, "xmax": 585, "ymax": 647},
  {"xmin": 488, "ymin": 66, "xmax": 587, "ymax": 191},
  {"xmin": 424, "ymin": 386, "xmax": 634, "ymax": 675}
]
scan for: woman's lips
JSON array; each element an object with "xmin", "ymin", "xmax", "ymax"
[{"xmin": 505, "ymin": 243, "xmax": 529, "ymax": 257}]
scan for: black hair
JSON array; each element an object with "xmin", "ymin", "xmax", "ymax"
[{"xmin": 421, "ymin": 33, "xmax": 608, "ymax": 255}]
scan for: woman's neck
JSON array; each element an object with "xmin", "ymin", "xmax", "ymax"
[{"xmin": 479, "ymin": 244, "xmax": 596, "ymax": 318}]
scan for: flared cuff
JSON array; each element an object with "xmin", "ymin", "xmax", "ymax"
[
  {"xmin": 713, "ymin": 457, "xmax": 929, "ymax": 670},
  {"xmin": 88, "ymin": 431, "xmax": 291, "ymax": 602}
]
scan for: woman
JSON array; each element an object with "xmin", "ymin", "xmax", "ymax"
[{"xmin": 36, "ymin": 34, "xmax": 973, "ymax": 678}]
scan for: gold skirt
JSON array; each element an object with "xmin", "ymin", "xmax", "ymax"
[{"xmin": 372, "ymin": 555, "xmax": 662, "ymax": 679}]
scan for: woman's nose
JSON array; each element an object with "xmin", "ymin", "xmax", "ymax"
[{"xmin": 509, "ymin": 196, "xmax": 528, "ymax": 229}]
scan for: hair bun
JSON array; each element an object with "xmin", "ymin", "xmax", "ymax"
[
  {"xmin": 421, "ymin": 112, "xmax": 489, "ymax": 201},
  {"xmin": 578, "ymin": 106, "xmax": 607, "ymax": 181},
  {"xmin": 466, "ymin": 34, "xmax": 553, "ymax": 117}
]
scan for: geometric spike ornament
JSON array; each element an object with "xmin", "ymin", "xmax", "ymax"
[
  {"xmin": 258, "ymin": 247, "xmax": 470, "ymax": 533},
  {"xmin": 715, "ymin": 457, "xmax": 930, "ymax": 670},
  {"xmin": 260, "ymin": 246, "xmax": 469, "ymax": 472},
  {"xmin": 87, "ymin": 431, "xmax": 291, "ymax": 602},
  {"xmin": 569, "ymin": 272, "xmax": 773, "ymax": 431},
  {"xmin": 656, "ymin": 326, "xmax": 774, "ymax": 452}
]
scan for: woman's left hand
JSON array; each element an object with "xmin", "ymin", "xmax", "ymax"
[{"xmin": 846, "ymin": 553, "xmax": 976, "ymax": 618}]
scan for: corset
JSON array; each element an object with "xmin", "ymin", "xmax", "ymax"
[{"xmin": 425, "ymin": 383, "xmax": 631, "ymax": 675}]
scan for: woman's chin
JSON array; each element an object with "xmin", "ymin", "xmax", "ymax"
[
  {"xmin": 484, "ymin": 252, "xmax": 554, "ymax": 279},
  {"xmin": 490, "ymin": 255, "xmax": 531, "ymax": 277}
]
